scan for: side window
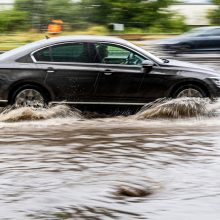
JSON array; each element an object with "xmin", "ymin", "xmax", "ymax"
[
  {"xmin": 34, "ymin": 47, "xmax": 51, "ymax": 62},
  {"xmin": 33, "ymin": 43, "xmax": 90, "ymax": 63},
  {"xmin": 51, "ymin": 43, "xmax": 90, "ymax": 62},
  {"xmin": 94, "ymin": 43, "xmax": 145, "ymax": 65}
]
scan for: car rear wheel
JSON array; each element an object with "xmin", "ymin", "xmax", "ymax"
[
  {"xmin": 13, "ymin": 87, "xmax": 46, "ymax": 108},
  {"xmin": 173, "ymin": 85, "xmax": 206, "ymax": 98}
]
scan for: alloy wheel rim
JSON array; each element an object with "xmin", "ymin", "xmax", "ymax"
[
  {"xmin": 15, "ymin": 89, "xmax": 44, "ymax": 108},
  {"xmin": 176, "ymin": 88, "xmax": 203, "ymax": 98}
]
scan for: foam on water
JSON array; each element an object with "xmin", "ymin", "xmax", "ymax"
[
  {"xmin": 0, "ymin": 105, "xmax": 82, "ymax": 122},
  {"xmin": 1, "ymin": 98, "xmax": 220, "ymax": 123},
  {"xmin": 133, "ymin": 97, "xmax": 218, "ymax": 120}
]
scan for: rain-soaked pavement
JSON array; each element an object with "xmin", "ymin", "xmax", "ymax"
[{"xmin": 0, "ymin": 97, "xmax": 220, "ymax": 220}]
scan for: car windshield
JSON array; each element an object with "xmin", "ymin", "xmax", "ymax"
[{"xmin": 127, "ymin": 41, "xmax": 163, "ymax": 64}]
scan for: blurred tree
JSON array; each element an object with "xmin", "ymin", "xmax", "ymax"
[
  {"xmin": 14, "ymin": 0, "xmax": 80, "ymax": 30},
  {"xmin": 0, "ymin": 10, "xmax": 29, "ymax": 32},
  {"xmin": 79, "ymin": 0, "xmax": 186, "ymax": 32},
  {"xmin": 79, "ymin": 0, "xmax": 112, "ymax": 25},
  {"xmin": 109, "ymin": 0, "xmax": 174, "ymax": 28},
  {"xmin": 12, "ymin": 0, "xmax": 186, "ymax": 32},
  {"xmin": 208, "ymin": 0, "xmax": 220, "ymax": 25}
]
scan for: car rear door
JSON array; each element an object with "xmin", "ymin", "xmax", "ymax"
[{"xmin": 33, "ymin": 42, "xmax": 99, "ymax": 102}]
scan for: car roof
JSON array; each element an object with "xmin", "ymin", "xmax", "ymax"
[
  {"xmin": 0, "ymin": 35, "xmax": 133, "ymax": 62},
  {"xmin": 0, "ymin": 35, "xmax": 163, "ymax": 64},
  {"xmin": 43, "ymin": 35, "xmax": 130, "ymax": 44}
]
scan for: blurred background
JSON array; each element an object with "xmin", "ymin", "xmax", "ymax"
[{"xmin": 0, "ymin": 0, "xmax": 220, "ymax": 57}]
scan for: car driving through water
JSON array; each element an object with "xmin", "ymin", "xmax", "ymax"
[{"xmin": 0, "ymin": 35, "xmax": 220, "ymax": 108}]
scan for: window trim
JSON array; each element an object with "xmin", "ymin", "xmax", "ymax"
[
  {"xmin": 31, "ymin": 46, "xmax": 52, "ymax": 63},
  {"xmin": 30, "ymin": 41, "xmax": 159, "ymax": 67}
]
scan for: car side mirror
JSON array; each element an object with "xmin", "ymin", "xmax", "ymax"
[{"xmin": 142, "ymin": 60, "xmax": 154, "ymax": 73}]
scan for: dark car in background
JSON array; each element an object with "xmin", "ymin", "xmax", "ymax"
[
  {"xmin": 0, "ymin": 35, "xmax": 220, "ymax": 108},
  {"xmin": 156, "ymin": 26, "xmax": 220, "ymax": 54}
]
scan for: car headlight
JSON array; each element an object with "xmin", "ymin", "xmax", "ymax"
[{"xmin": 210, "ymin": 77, "xmax": 220, "ymax": 87}]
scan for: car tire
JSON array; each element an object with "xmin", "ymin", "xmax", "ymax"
[
  {"xmin": 11, "ymin": 85, "xmax": 47, "ymax": 108},
  {"xmin": 173, "ymin": 84, "xmax": 207, "ymax": 98}
]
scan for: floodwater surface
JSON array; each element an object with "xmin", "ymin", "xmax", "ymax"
[{"xmin": 0, "ymin": 98, "xmax": 220, "ymax": 220}]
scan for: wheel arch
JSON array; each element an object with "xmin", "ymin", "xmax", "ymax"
[
  {"xmin": 8, "ymin": 81, "xmax": 53, "ymax": 104},
  {"xmin": 169, "ymin": 80, "xmax": 211, "ymax": 98}
]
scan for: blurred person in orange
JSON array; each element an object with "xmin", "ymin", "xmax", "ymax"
[{"xmin": 48, "ymin": 20, "xmax": 63, "ymax": 35}]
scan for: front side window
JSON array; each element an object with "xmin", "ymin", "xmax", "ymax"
[
  {"xmin": 94, "ymin": 43, "xmax": 145, "ymax": 65},
  {"xmin": 33, "ymin": 43, "xmax": 90, "ymax": 63}
]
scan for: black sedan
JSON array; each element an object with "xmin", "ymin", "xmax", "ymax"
[
  {"xmin": 156, "ymin": 26, "xmax": 220, "ymax": 54},
  {"xmin": 0, "ymin": 35, "xmax": 220, "ymax": 108}
]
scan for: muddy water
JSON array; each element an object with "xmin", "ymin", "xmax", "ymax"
[{"xmin": 0, "ymin": 98, "xmax": 220, "ymax": 220}]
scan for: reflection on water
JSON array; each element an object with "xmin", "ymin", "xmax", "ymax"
[{"xmin": 0, "ymin": 98, "xmax": 220, "ymax": 219}]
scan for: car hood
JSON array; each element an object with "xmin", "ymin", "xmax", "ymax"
[{"xmin": 163, "ymin": 59, "xmax": 219, "ymax": 76}]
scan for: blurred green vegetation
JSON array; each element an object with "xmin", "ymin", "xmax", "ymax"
[
  {"xmin": 0, "ymin": 29, "xmax": 178, "ymax": 51},
  {"xmin": 208, "ymin": 0, "xmax": 220, "ymax": 25},
  {"xmin": 0, "ymin": 0, "xmax": 187, "ymax": 34},
  {"xmin": 0, "ymin": 9, "xmax": 29, "ymax": 32},
  {"xmin": 0, "ymin": 0, "xmax": 189, "ymax": 51}
]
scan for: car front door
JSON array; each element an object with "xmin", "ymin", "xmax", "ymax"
[
  {"xmin": 139, "ymin": 65, "xmax": 180, "ymax": 102},
  {"xmin": 33, "ymin": 42, "xmax": 99, "ymax": 102},
  {"xmin": 91, "ymin": 43, "xmax": 147, "ymax": 103}
]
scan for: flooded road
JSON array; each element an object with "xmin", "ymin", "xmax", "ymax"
[{"xmin": 0, "ymin": 98, "xmax": 220, "ymax": 220}]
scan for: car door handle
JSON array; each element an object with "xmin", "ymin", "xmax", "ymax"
[
  {"xmin": 103, "ymin": 69, "xmax": 113, "ymax": 76},
  {"xmin": 47, "ymin": 67, "xmax": 55, "ymax": 73}
]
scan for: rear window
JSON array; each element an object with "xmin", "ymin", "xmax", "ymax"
[
  {"xmin": 34, "ymin": 47, "xmax": 51, "ymax": 62},
  {"xmin": 33, "ymin": 43, "xmax": 90, "ymax": 63}
]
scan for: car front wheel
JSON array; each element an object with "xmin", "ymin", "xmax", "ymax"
[{"xmin": 173, "ymin": 85, "xmax": 207, "ymax": 98}]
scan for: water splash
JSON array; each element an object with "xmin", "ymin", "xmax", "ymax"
[
  {"xmin": 0, "ymin": 105, "xmax": 82, "ymax": 122},
  {"xmin": 1, "ymin": 98, "xmax": 220, "ymax": 123},
  {"xmin": 133, "ymin": 98, "xmax": 218, "ymax": 120}
]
